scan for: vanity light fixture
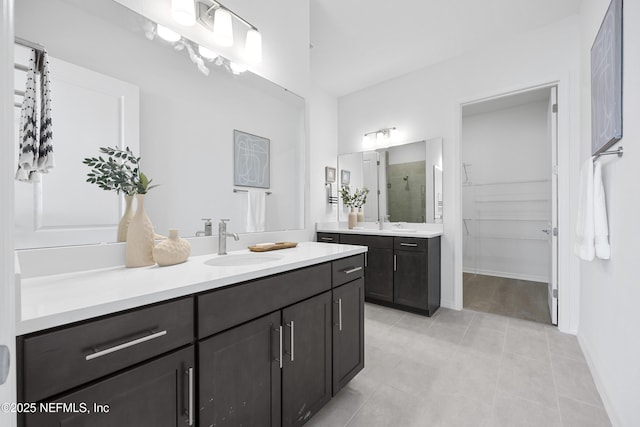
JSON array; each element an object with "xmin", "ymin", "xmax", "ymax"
[
  {"xmin": 171, "ymin": 0, "xmax": 196, "ymax": 26},
  {"xmin": 196, "ymin": 0, "xmax": 263, "ymax": 64},
  {"xmin": 362, "ymin": 127, "xmax": 396, "ymax": 146},
  {"xmin": 157, "ymin": 24, "xmax": 182, "ymax": 42}
]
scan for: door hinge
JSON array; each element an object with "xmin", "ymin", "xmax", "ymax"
[
  {"xmin": 552, "ymin": 103, "xmax": 558, "ymax": 113},
  {"xmin": 0, "ymin": 345, "xmax": 9, "ymax": 385},
  {"xmin": 377, "ymin": 160, "xmax": 380, "ymax": 166},
  {"xmin": 553, "ymin": 289, "xmax": 558, "ymax": 298},
  {"xmin": 552, "ymin": 227, "xmax": 558, "ymax": 236}
]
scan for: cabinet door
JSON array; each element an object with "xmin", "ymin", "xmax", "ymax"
[
  {"xmin": 282, "ymin": 292, "xmax": 332, "ymax": 427},
  {"xmin": 198, "ymin": 311, "xmax": 281, "ymax": 427},
  {"xmin": 332, "ymin": 278, "xmax": 365, "ymax": 395},
  {"xmin": 365, "ymin": 247, "xmax": 394, "ymax": 302},
  {"xmin": 394, "ymin": 250, "xmax": 428, "ymax": 310},
  {"xmin": 24, "ymin": 346, "xmax": 195, "ymax": 427}
]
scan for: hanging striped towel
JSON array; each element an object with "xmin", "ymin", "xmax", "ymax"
[
  {"xmin": 15, "ymin": 49, "xmax": 54, "ymax": 183},
  {"xmin": 15, "ymin": 49, "xmax": 39, "ymax": 182}
]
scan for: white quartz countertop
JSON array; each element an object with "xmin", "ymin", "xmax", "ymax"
[
  {"xmin": 316, "ymin": 223, "xmax": 443, "ymax": 238},
  {"xmin": 17, "ymin": 242, "xmax": 366, "ymax": 335}
]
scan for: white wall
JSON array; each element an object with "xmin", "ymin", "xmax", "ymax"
[
  {"xmin": 15, "ymin": 0, "xmax": 305, "ymax": 237},
  {"xmin": 338, "ymin": 16, "xmax": 581, "ymax": 325},
  {"xmin": 462, "ymin": 100, "xmax": 550, "ymax": 282},
  {"xmin": 578, "ymin": 0, "xmax": 640, "ymax": 425}
]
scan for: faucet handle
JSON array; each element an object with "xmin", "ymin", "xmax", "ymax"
[
  {"xmin": 220, "ymin": 218, "xmax": 230, "ymax": 223},
  {"xmin": 201, "ymin": 218, "xmax": 212, "ymax": 223}
]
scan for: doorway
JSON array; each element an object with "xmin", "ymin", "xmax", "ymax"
[{"xmin": 460, "ymin": 86, "xmax": 558, "ymax": 325}]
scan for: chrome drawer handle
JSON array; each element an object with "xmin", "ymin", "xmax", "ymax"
[
  {"xmin": 343, "ymin": 266, "xmax": 363, "ymax": 275},
  {"xmin": 320, "ymin": 237, "xmax": 334, "ymax": 241},
  {"xmin": 286, "ymin": 321, "xmax": 294, "ymax": 362},
  {"xmin": 274, "ymin": 326, "xmax": 283, "ymax": 369},
  {"xmin": 400, "ymin": 243, "xmax": 418, "ymax": 247},
  {"xmin": 187, "ymin": 367, "xmax": 194, "ymax": 426},
  {"xmin": 85, "ymin": 330, "xmax": 167, "ymax": 361},
  {"xmin": 336, "ymin": 299, "xmax": 343, "ymax": 331}
]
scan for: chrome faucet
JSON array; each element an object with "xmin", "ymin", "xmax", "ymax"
[
  {"xmin": 196, "ymin": 218, "xmax": 213, "ymax": 237},
  {"xmin": 218, "ymin": 219, "xmax": 239, "ymax": 255}
]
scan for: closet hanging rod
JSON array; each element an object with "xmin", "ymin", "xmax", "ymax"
[
  {"xmin": 14, "ymin": 89, "xmax": 25, "ymax": 97},
  {"xmin": 15, "ymin": 36, "xmax": 45, "ymax": 52},
  {"xmin": 233, "ymin": 188, "xmax": 272, "ymax": 195},
  {"xmin": 14, "ymin": 63, "xmax": 28, "ymax": 72},
  {"xmin": 594, "ymin": 146, "xmax": 623, "ymax": 159}
]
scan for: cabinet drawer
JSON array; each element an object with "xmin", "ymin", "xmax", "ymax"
[
  {"xmin": 198, "ymin": 263, "xmax": 331, "ymax": 339},
  {"xmin": 20, "ymin": 297, "xmax": 194, "ymax": 402},
  {"xmin": 317, "ymin": 232, "xmax": 340, "ymax": 243},
  {"xmin": 339, "ymin": 233, "xmax": 393, "ymax": 249},
  {"xmin": 394, "ymin": 237, "xmax": 428, "ymax": 252},
  {"xmin": 332, "ymin": 254, "xmax": 365, "ymax": 287}
]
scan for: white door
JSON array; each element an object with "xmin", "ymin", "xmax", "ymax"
[
  {"xmin": 1, "ymin": 4, "xmax": 17, "ymax": 425},
  {"xmin": 547, "ymin": 86, "xmax": 559, "ymax": 325}
]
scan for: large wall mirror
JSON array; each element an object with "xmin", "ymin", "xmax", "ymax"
[
  {"xmin": 13, "ymin": 0, "xmax": 305, "ymax": 249},
  {"xmin": 337, "ymin": 137, "xmax": 443, "ymax": 224}
]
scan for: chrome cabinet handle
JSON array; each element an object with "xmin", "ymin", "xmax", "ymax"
[
  {"xmin": 394, "ymin": 254, "xmax": 397, "ymax": 271},
  {"xmin": 343, "ymin": 266, "xmax": 363, "ymax": 275},
  {"xmin": 187, "ymin": 367, "xmax": 194, "ymax": 426},
  {"xmin": 320, "ymin": 237, "xmax": 334, "ymax": 241},
  {"xmin": 85, "ymin": 330, "xmax": 167, "ymax": 361},
  {"xmin": 286, "ymin": 321, "xmax": 294, "ymax": 362},
  {"xmin": 400, "ymin": 242, "xmax": 418, "ymax": 247},
  {"xmin": 338, "ymin": 299, "xmax": 343, "ymax": 331},
  {"xmin": 365, "ymin": 253, "xmax": 368, "ymax": 267},
  {"xmin": 274, "ymin": 326, "xmax": 283, "ymax": 368}
]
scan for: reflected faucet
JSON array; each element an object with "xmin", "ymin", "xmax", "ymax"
[
  {"xmin": 218, "ymin": 219, "xmax": 239, "ymax": 255},
  {"xmin": 196, "ymin": 218, "xmax": 213, "ymax": 237}
]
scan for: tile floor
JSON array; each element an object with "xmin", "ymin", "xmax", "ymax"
[
  {"xmin": 308, "ymin": 303, "xmax": 611, "ymax": 427},
  {"xmin": 463, "ymin": 273, "xmax": 551, "ymax": 324}
]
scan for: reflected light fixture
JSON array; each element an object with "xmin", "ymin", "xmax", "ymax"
[
  {"xmin": 229, "ymin": 62, "xmax": 248, "ymax": 74},
  {"xmin": 196, "ymin": 1, "xmax": 263, "ymax": 64},
  {"xmin": 157, "ymin": 24, "xmax": 181, "ymax": 42},
  {"xmin": 198, "ymin": 45, "xmax": 218, "ymax": 60},
  {"xmin": 171, "ymin": 0, "xmax": 196, "ymax": 26}
]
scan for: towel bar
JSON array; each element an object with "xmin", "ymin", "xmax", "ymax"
[{"xmin": 595, "ymin": 146, "xmax": 623, "ymax": 159}]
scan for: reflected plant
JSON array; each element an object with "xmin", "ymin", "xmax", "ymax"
[
  {"xmin": 83, "ymin": 146, "xmax": 157, "ymax": 195},
  {"xmin": 339, "ymin": 185, "xmax": 369, "ymax": 208}
]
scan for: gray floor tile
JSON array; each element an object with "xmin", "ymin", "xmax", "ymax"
[
  {"xmin": 434, "ymin": 307, "xmax": 476, "ymax": 328},
  {"xmin": 459, "ymin": 324, "xmax": 506, "ymax": 359},
  {"xmin": 417, "ymin": 391, "xmax": 493, "ymax": 427},
  {"xmin": 497, "ymin": 352, "xmax": 557, "ymax": 407},
  {"xmin": 558, "ymin": 396, "xmax": 612, "ymax": 427},
  {"xmin": 546, "ymin": 328, "xmax": 586, "ymax": 362},
  {"xmin": 551, "ymin": 356, "xmax": 604, "ymax": 407},
  {"xmin": 345, "ymin": 384, "xmax": 428, "ymax": 427},
  {"xmin": 469, "ymin": 311, "xmax": 509, "ymax": 333},
  {"xmin": 504, "ymin": 323, "xmax": 550, "ymax": 362},
  {"xmin": 488, "ymin": 394, "xmax": 562, "ymax": 427}
]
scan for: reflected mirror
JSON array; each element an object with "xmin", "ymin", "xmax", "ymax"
[
  {"xmin": 338, "ymin": 137, "xmax": 443, "ymax": 223},
  {"xmin": 13, "ymin": 0, "xmax": 305, "ymax": 249}
]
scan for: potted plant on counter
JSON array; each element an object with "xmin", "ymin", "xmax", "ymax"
[{"xmin": 339, "ymin": 185, "xmax": 369, "ymax": 229}]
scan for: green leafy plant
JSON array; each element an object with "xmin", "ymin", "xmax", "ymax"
[
  {"xmin": 83, "ymin": 146, "xmax": 157, "ymax": 195},
  {"xmin": 339, "ymin": 185, "xmax": 369, "ymax": 208}
]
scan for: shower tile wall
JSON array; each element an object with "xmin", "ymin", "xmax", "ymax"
[{"xmin": 386, "ymin": 161, "xmax": 426, "ymax": 222}]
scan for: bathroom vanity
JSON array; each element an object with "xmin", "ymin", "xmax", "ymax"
[
  {"xmin": 15, "ymin": 242, "xmax": 365, "ymax": 426},
  {"xmin": 317, "ymin": 226, "xmax": 441, "ymax": 316}
]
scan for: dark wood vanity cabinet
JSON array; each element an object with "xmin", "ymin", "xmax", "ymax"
[
  {"xmin": 319, "ymin": 232, "xmax": 441, "ymax": 316},
  {"xmin": 18, "ymin": 255, "xmax": 365, "ymax": 427}
]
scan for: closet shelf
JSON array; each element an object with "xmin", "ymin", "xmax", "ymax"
[{"xmin": 463, "ymin": 217, "xmax": 548, "ymax": 222}]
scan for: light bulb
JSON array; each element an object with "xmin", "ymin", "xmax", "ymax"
[
  {"xmin": 230, "ymin": 62, "xmax": 248, "ymax": 74},
  {"xmin": 213, "ymin": 8, "xmax": 233, "ymax": 47},
  {"xmin": 198, "ymin": 45, "xmax": 218, "ymax": 60},
  {"xmin": 171, "ymin": 0, "xmax": 196, "ymax": 26},
  {"xmin": 376, "ymin": 131, "xmax": 385, "ymax": 141},
  {"xmin": 245, "ymin": 29, "xmax": 262, "ymax": 64},
  {"xmin": 157, "ymin": 24, "xmax": 181, "ymax": 42}
]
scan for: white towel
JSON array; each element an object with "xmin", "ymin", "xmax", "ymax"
[
  {"xmin": 593, "ymin": 160, "xmax": 610, "ymax": 259},
  {"xmin": 246, "ymin": 190, "xmax": 266, "ymax": 232},
  {"xmin": 574, "ymin": 157, "xmax": 610, "ymax": 261}
]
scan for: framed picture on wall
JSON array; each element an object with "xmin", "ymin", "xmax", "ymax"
[
  {"xmin": 325, "ymin": 166, "xmax": 336, "ymax": 183},
  {"xmin": 233, "ymin": 130, "xmax": 270, "ymax": 189},
  {"xmin": 590, "ymin": 0, "xmax": 623, "ymax": 156},
  {"xmin": 341, "ymin": 170, "xmax": 351, "ymax": 185}
]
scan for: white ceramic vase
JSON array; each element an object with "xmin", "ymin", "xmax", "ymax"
[
  {"xmin": 357, "ymin": 207, "xmax": 364, "ymax": 222},
  {"xmin": 116, "ymin": 194, "xmax": 134, "ymax": 242},
  {"xmin": 125, "ymin": 194, "xmax": 156, "ymax": 267},
  {"xmin": 153, "ymin": 229, "xmax": 191, "ymax": 266},
  {"xmin": 348, "ymin": 207, "xmax": 357, "ymax": 229}
]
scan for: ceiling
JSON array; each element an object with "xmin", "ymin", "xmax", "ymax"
[{"xmin": 310, "ymin": 0, "xmax": 581, "ymax": 97}]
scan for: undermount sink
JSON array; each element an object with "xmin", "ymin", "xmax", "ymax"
[{"xmin": 204, "ymin": 253, "xmax": 284, "ymax": 267}]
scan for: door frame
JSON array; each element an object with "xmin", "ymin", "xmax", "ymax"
[
  {"xmin": 1, "ymin": 1, "xmax": 17, "ymax": 426},
  {"xmin": 453, "ymin": 80, "xmax": 577, "ymax": 333}
]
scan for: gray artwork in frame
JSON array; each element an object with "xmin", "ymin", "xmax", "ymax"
[
  {"xmin": 341, "ymin": 170, "xmax": 351, "ymax": 186},
  {"xmin": 234, "ymin": 130, "xmax": 270, "ymax": 189},
  {"xmin": 591, "ymin": 0, "xmax": 623, "ymax": 156}
]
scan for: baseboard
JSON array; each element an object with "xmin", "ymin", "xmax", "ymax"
[
  {"xmin": 577, "ymin": 334, "xmax": 622, "ymax": 427},
  {"xmin": 440, "ymin": 299, "xmax": 456, "ymax": 310},
  {"xmin": 463, "ymin": 268, "xmax": 547, "ymax": 283}
]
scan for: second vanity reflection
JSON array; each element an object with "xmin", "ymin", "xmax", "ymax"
[{"xmin": 337, "ymin": 137, "xmax": 443, "ymax": 224}]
